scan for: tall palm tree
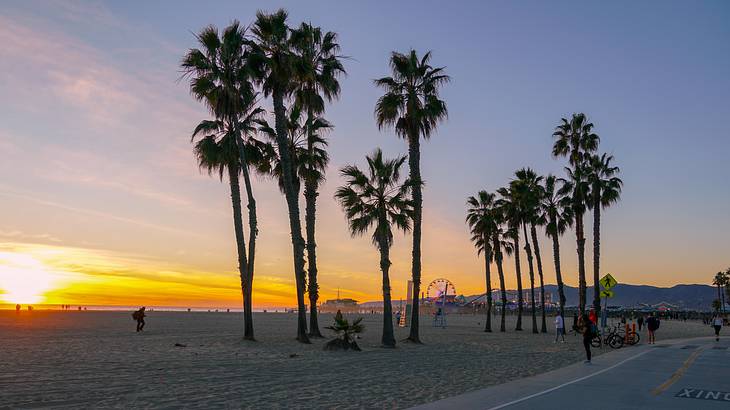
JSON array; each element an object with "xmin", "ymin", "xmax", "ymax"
[
  {"xmin": 374, "ymin": 50, "xmax": 449, "ymax": 343},
  {"xmin": 510, "ymin": 168, "xmax": 538, "ymax": 333},
  {"xmin": 466, "ymin": 191, "xmax": 498, "ymax": 332},
  {"xmin": 497, "ymin": 186, "xmax": 525, "ymax": 331},
  {"xmin": 492, "ymin": 222, "xmax": 514, "ymax": 332},
  {"xmin": 516, "ymin": 168, "xmax": 549, "ymax": 333},
  {"xmin": 562, "ymin": 164, "xmax": 591, "ymax": 313},
  {"xmin": 538, "ymin": 175, "xmax": 574, "ymax": 321},
  {"xmin": 182, "ymin": 22, "xmax": 263, "ymax": 340},
  {"xmin": 587, "ymin": 153, "xmax": 623, "ymax": 315},
  {"xmin": 291, "ymin": 22, "xmax": 346, "ymax": 337},
  {"xmin": 552, "ymin": 113, "xmax": 599, "ymax": 313},
  {"xmin": 334, "ymin": 149, "xmax": 413, "ymax": 347},
  {"xmin": 249, "ymin": 9, "xmax": 311, "ymax": 343}
]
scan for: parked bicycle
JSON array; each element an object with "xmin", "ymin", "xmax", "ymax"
[{"xmin": 592, "ymin": 323, "xmax": 625, "ymax": 349}]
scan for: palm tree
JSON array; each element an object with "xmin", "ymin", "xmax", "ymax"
[
  {"xmin": 552, "ymin": 113, "xmax": 599, "ymax": 313},
  {"xmin": 182, "ymin": 22, "xmax": 264, "ymax": 340},
  {"xmin": 512, "ymin": 169, "xmax": 544, "ymax": 334},
  {"xmin": 334, "ymin": 149, "xmax": 413, "ymax": 347},
  {"xmin": 562, "ymin": 164, "xmax": 591, "ymax": 313},
  {"xmin": 374, "ymin": 50, "xmax": 449, "ymax": 343},
  {"xmin": 256, "ymin": 105, "xmax": 331, "ymax": 198},
  {"xmin": 587, "ymin": 153, "xmax": 623, "ymax": 315},
  {"xmin": 291, "ymin": 22, "xmax": 346, "ymax": 337},
  {"xmin": 249, "ymin": 9, "xmax": 311, "ymax": 343},
  {"xmin": 466, "ymin": 191, "xmax": 498, "ymax": 332},
  {"xmin": 714, "ymin": 271, "xmax": 728, "ymax": 314},
  {"xmin": 538, "ymin": 175, "xmax": 574, "ymax": 322},
  {"xmin": 492, "ymin": 223, "xmax": 514, "ymax": 332},
  {"xmin": 497, "ymin": 186, "xmax": 525, "ymax": 331}
]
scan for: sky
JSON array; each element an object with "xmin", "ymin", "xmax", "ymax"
[{"xmin": 1, "ymin": 0, "xmax": 729, "ymax": 308}]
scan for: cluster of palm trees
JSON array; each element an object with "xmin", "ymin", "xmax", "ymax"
[
  {"xmin": 182, "ymin": 10, "xmax": 449, "ymax": 346},
  {"xmin": 712, "ymin": 269, "xmax": 730, "ymax": 313},
  {"xmin": 467, "ymin": 113, "xmax": 623, "ymax": 333},
  {"xmin": 182, "ymin": 10, "xmax": 344, "ymax": 343}
]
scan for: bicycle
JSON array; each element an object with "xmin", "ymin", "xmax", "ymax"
[{"xmin": 591, "ymin": 324, "xmax": 624, "ymax": 349}]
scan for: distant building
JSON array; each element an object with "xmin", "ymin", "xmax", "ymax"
[{"xmin": 323, "ymin": 298, "xmax": 358, "ymax": 307}]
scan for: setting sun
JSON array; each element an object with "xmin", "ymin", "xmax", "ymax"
[{"xmin": 0, "ymin": 251, "xmax": 60, "ymax": 304}]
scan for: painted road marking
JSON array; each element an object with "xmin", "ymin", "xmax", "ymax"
[
  {"xmin": 487, "ymin": 350, "xmax": 652, "ymax": 410},
  {"xmin": 651, "ymin": 345, "xmax": 708, "ymax": 396},
  {"xmin": 676, "ymin": 388, "xmax": 730, "ymax": 402}
]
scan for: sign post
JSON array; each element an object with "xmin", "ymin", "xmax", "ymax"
[{"xmin": 599, "ymin": 274, "xmax": 618, "ymax": 329}]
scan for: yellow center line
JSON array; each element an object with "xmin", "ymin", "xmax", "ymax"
[{"xmin": 651, "ymin": 345, "xmax": 708, "ymax": 396}]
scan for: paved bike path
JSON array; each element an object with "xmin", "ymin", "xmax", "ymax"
[{"xmin": 412, "ymin": 336, "xmax": 730, "ymax": 409}]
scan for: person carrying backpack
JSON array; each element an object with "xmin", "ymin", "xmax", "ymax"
[{"xmin": 132, "ymin": 307, "xmax": 146, "ymax": 332}]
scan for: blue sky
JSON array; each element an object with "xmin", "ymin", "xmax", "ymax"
[{"xmin": 0, "ymin": 1, "xmax": 729, "ymax": 306}]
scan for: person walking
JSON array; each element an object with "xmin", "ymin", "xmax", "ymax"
[
  {"xmin": 713, "ymin": 315, "xmax": 723, "ymax": 342},
  {"xmin": 554, "ymin": 312, "xmax": 565, "ymax": 343},
  {"xmin": 646, "ymin": 312, "xmax": 660, "ymax": 344},
  {"xmin": 578, "ymin": 314, "xmax": 594, "ymax": 363},
  {"xmin": 637, "ymin": 315, "xmax": 644, "ymax": 331},
  {"xmin": 133, "ymin": 307, "xmax": 146, "ymax": 332}
]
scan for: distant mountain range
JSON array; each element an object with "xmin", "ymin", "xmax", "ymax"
[
  {"xmin": 360, "ymin": 284, "xmax": 718, "ymax": 311},
  {"xmin": 541, "ymin": 284, "xmax": 716, "ymax": 310}
]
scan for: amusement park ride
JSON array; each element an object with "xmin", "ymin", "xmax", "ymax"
[{"xmin": 425, "ymin": 278, "xmax": 458, "ymax": 306}]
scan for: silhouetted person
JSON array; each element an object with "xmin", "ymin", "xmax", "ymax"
[
  {"xmin": 713, "ymin": 315, "xmax": 723, "ymax": 342},
  {"xmin": 579, "ymin": 314, "xmax": 594, "ymax": 363},
  {"xmin": 637, "ymin": 316, "xmax": 644, "ymax": 331},
  {"xmin": 133, "ymin": 307, "xmax": 146, "ymax": 332},
  {"xmin": 647, "ymin": 312, "xmax": 659, "ymax": 344}
]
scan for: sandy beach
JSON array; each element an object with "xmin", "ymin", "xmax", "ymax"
[{"xmin": 0, "ymin": 311, "xmax": 710, "ymax": 409}]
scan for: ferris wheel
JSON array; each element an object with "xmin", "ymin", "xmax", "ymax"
[{"xmin": 426, "ymin": 278, "xmax": 457, "ymax": 300}]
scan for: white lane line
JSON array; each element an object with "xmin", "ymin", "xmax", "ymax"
[{"xmin": 487, "ymin": 349, "xmax": 653, "ymax": 410}]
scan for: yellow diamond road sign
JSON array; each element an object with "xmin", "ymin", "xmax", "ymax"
[
  {"xmin": 600, "ymin": 273, "xmax": 618, "ymax": 290},
  {"xmin": 600, "ymin": 289, "xmax": 614, "ymax": 298}
]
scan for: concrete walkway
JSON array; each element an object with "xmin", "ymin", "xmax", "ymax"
[{"xmin": 412, "ymin": 336, "xmax": 730, "ymax": 409}]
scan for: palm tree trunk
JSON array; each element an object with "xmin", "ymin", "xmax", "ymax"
[
  {"xmin": 531, "ymin": 224, "xmax": 547, "ymax": 333},
  {"xmin": 550, "ymin": 222, "xmax": 566, "ymax": 323},
  {"xmin": 235, "ymin": 134, "xmax": 257, "ymax": 341},
  {"xmin": 227, "ymin": 166, "xmax": 250, "ymax": 337},
  {"xmin": 272, "ymin": 88, "xmax": 310, "ymax": 344},
  {"xmin": 407, "ymin": 134, "xmax": 423, "ymax": 343},
  {"xmin": 592, "ymin": 197, "xmax": 601, "ymax": 317},
  {"xmin": 484, "ymin": 243, "xmax": 493, "ymax": 332},
  {"xmin": 514, "ymin": 235, "xmax": 523, "ymax": 331},
  {"xmin": 575, "ymin": 210, "xmax": 587, "ymax": 313},
  {"xmin": 305, "ymin": 165, "xmax": 322, "ymax": 337},
  {"xmin": 493, "ymin": 234, "xmax": 507, "ymax": 332},
  {"xmin": 379, "ymin": 231, "xmax": 396, "ymax": 347},
  {"xmin": 522, "ymin": 223, "xmax": 538, "ymax": 334}
]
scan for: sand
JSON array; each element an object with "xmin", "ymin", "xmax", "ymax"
[{"xmin": 0, "ymin": 311, "xmax": 711, "ymax": 409}]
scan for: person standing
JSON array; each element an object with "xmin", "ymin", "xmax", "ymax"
[
  {"xmin": 133, "ymin": 307, "xmax": 146, "ymax": 332},
  {"xmin": 646, "ymin": 312, "xmax": 659, "ymax": 344},
  {"xmin": 578, "ymin": 314, "xmax": 594, "ymax": 363},
  {"xmin": 637, "ymin": 315, "xmax": 644, "ymax": 331},
  {"xmin": 713, "ymin": 315, "xmax": 723, "ymax": 342},
  {"xmin": 554, "ymin": 312, "xmax": 565, "ymax": 343}
]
